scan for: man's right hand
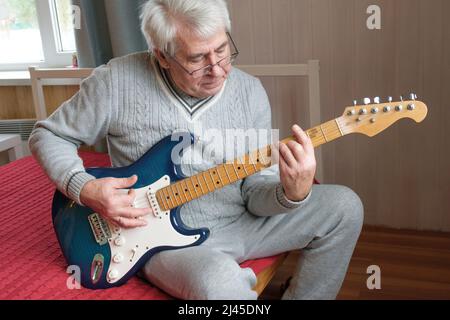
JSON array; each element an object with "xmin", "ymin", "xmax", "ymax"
[{"xmin": 80, "ymin": 175, "xmax": 152, "ymax": 229}]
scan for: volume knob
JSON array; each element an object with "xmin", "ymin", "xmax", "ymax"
[
  {"xmin": 108, "ymin": 269, "xmax": 119, "ymax": 281},
  {"xmin": 113, "ymin": 253, "xmax": 124, "ymax": 263},
  {"xmin": 114, "ymin": 236, "xmax": 126, "ymax": 247}
]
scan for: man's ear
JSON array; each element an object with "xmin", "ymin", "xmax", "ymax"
[{"xmin": 154, "ymin": 49, "xmax": 170, "ymax": 69}]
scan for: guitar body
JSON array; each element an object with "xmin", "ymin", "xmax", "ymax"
[{"xmin": 52, "ymin": 134, "xmax": 209, "ymax": 289}]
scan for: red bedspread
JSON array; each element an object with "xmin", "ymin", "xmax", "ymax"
[{"xmin": 0, "ymin": 152, "xmax": 279, "ymax": 300}]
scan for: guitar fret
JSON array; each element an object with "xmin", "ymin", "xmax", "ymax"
[
  {"xmin": 184, "ymin": 180, "xmax": 195, "ymax": 199},
  {"xmin": 164, "ymin": 187, "xmax": 176, "ymax": 208},
  {"xmin": 320, "ymin": 124, "xmax": 328, "ymax": 142},
  {"xmin": 181, "ymin": 182, "xmax": 190, "ymax": 202},
  {"xmin": 179, "ymin": 182, "xmax": 190, "ymax": 202},
  {"xmin": 241, "ymin": 160, "xmax": 249, "ymax": 175},
  {"xmin": 208, "ymin": 170, "xmax": 219, "ymax": 189},
  {"xmin": 179, "ymin": 181, "xmax": 189, "ymax": 201},
  {"xmin": 202, "ymin": 172, "xmax": 212, "ymax": 192},
  {"xmin": 235, "ymin": 162, "xmax": 246, "ymax": 178},
  {"xmin": 335, "ymin": 119, "xmax": 344, "ymax": 136},
  {"xmin": 222, "ymin": 165, "xmax": 233, "ymax": 183},
  {"xmin": 155, "ymin": 192, "xmax": 166, "ymax": 211},
  {"xmin": 174, "ymin": 183, "xmax": 185, "ymax": 203},
  {"xmin": 159, "ymin": 191, "xmax": 169, "ymax": 212},
  {"xmin": 231, "ymin": 163, "xmax": 240, "ymax": 179},
  {"xmin": 185, "ymin": 179, "xmax": 196, "ymax": 198},
  {"xmin": 195, "ymin": 175, "xmax": 206, "ymax": 195},
  {"xmin": 214, "ymin": 168, "xmax": 224, "ymax": 186},
  {"xmin": 168, "ymin": 186, "xmax": 180, "ymax": 206},
  {"xmin": 249, "ymin": 153, "xmax": 258, "ymax": 171},
  {"xmin": 160, "ymin": 188, "xmax": 168, "ymax": 208},
  {"xmin": 219, "ymin": 167, "xmax": 226, "ymax": 184}
]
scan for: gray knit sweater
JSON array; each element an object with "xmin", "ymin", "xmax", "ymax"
[{"xmin": 29, "ymin": 52, "xmax": 309, "ymax": 231}]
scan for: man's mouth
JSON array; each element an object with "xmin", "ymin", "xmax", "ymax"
[{"xmin": 202, "ymin": 79, "xmax": 223, "ymax": 88}]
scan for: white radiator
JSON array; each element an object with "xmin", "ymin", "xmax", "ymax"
[
  {"xmin": 0, "ymin": 119, "xmax": 36, "ymax": 163},
  {"xmin": 0, "ymin": 119, "xmax": 37, "ymax": 141}
]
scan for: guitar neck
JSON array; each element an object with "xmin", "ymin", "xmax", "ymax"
[{"xmin": 156, "ymin": 117, "xmax": 347, "ymax": 211}]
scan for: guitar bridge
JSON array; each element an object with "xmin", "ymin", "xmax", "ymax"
[{"xmin": 88, "ymin": 213, "xmax": 112, "ymax": 246}]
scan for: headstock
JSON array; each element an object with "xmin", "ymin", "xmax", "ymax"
[{"xmin": 340, "ymin": 94, "xmax": 428, "ymax": 137}]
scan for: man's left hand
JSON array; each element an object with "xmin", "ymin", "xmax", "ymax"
[{"xmin": 277, "ymin": 125, "xmax": 316, "ymax": 202}]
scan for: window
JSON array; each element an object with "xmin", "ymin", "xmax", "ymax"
[
  {"xmin": 50, "ymin": 0, "xmax": 76, "ymax": 53},
  {"xmin": 0, "ymin": 0, "xmax": 76, "ymax": 71}
]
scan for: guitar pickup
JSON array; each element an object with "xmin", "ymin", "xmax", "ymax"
[
  {"xmin": 146, "ymin": 191, "xmax": 162, "ymax": 218},
  {"xmin": 88, "ymin": 213, "xmax": 112, "ymax": 245}
]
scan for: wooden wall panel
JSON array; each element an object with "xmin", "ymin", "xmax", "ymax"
[
  {"xmin": 440, "ymin": 0, "xmax": 450, "ymax": 231},
  {"xmin": 372, "ymin": 0, "xmax": 398, "ymax": 230},
  {"xmin": 417, "ymin": 0, "xmax": 443, "ymax": 230},
  {"xmin": 310, "ymin": 0, "xmax": 335, "ymax": 181},
  {"xmin": 393, "ymin": 0, "xmax": 422, "ymax": 230},
  {"xmin": 226, "ymin": 0, "xmax": 450, "ymax": 231},
  {"xmin": 0, "ymin": 87, "xmax": 34, "ymax": 119},
  {"xmin": 43, "ymin": 85, "xmax": 79, "ymax": 115},
  {"xmin": 0, "ymin": 86, "xmax": 79, "ymax": 120}
]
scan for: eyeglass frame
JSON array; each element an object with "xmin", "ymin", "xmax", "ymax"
[{"xmin": 164, "ymin": 32, "xmax": 239, "ymax": 78}]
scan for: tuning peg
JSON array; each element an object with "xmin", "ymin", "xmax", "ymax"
[
  {"xmin": 387, "ymin": 96, "xmax": 393, "ymax": 103},
  {"xmin": 374, "ymin": 97, "xmax": 381, "ymax": 104},
  {"xmin": 409, "ymin": 93, "xmax": 417, "ymax": 100},
  {"xmin": 364, "ymin": 97, "xmax": 371, "ymax": 105}
]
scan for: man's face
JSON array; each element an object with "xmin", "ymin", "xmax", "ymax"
[{"xmin": 159, "ymin": 29, "xmax": 232, "ymax": 99}]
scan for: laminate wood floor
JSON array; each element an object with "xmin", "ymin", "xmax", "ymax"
[{"xmin": 259, "ymin": 226, "xmax": 450, "ymax": 300}]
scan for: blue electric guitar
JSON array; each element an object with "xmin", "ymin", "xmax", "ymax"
[{"xmin": 52, "ymin": 96, "xmax": 427, "ymax": 289}]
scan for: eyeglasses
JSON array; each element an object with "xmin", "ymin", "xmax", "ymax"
[{"xmin": 165, "ymin": 32, "xmax": 239, "ymax": 79}]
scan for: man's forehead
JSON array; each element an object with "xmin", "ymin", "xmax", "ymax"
[{"xmin": 176, "ymin": 30, "xmax": 228, "ymax": 55}]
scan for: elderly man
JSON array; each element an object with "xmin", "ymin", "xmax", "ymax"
[{"xmin": 29, "ymin": 0, "xmax": 363, "ymax": 300}]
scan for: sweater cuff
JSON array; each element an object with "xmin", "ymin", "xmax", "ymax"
[
  {"xmin": 275, "ymin": 183, "xmax": 312, "ymax": 210},
  {"xmin": 65, "ymin": 171, "xmax": 96, "ymax": 206}
]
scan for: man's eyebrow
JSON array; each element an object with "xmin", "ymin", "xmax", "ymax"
[
  {"xmin": 187, "ymin": 53, "xmax": 204, "ymax": 60},
  {"xmin": 187, "ymin": 41, "xmax": 229, "ymax": 59}
]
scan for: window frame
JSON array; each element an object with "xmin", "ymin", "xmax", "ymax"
[{"xmin": 0, "ymin": 0, "xmax": 75, "ymax": 72}]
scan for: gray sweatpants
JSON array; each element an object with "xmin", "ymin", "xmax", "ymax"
[{"xmin": 142, "ymin": 184, "xmax": 364, "ymax": 300}]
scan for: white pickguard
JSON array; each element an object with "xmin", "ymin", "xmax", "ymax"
[{"xmin": 105, "ymin": 175, "xmax": 200, "ymax": 284}]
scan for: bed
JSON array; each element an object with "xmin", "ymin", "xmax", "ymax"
[{"xmin": 0, "ymin": 152, "xmax": 286, "ymax": 300}]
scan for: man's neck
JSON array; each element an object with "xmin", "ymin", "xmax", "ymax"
[{"xmin": 166, "ymin": 70, "xmax": 203, "ymax": 101}]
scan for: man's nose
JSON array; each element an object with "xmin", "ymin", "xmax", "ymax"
[
  {"xmin": 208, "ymin": 63, "xmax": 225, "ymax": 77},
  {"xmin": 205, "ymin": 54, "xmax": 225, "ymax": 77}
]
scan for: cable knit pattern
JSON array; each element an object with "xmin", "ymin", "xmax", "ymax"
[{"xmin": 29, "ymin": 51, "xmax": 309, "ymax": 232}]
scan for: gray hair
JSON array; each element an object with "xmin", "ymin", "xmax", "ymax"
[{"xmin": 140, "ymin": 0, "xmax": 232, "ymax": 55}]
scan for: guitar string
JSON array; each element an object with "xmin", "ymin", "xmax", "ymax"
[
  {"xmin": 162, "ymin": 113, "xmax": 392, "ymax": 210},
  {"xmin": 158, "ymin": 120, "xmax": 351, "ymax": 209},
  {"xmin": 157, "ymin": 120, "xmax": 352, "ymax": 210},
  {"xmin": 159, "ymin": 108, "xmax": 415, "ymax": 209}
]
